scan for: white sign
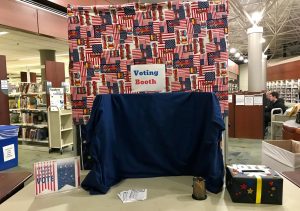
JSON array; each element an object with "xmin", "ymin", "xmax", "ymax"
[
  {"xmin": 236, "ymin": 95, "xmax": 245, "ymax": 105},
  {"xmin": 254, "ymin": 96, "xmax": 263, "ymax": 105},
  {"xmin": 3, "ymin": 144, "xmax": 15, "ymax": 162},
  {"xmin": 228, "ymin": 95, "xmax": 232, "ymax": 103},
  {"xmin": 131, "ymin": 64, "xmax": 166, "ymax": 92},
  {"xmin": 49, "ymin": 88, "xmax": 64, "ymax": 111},
  {"xmin": 1, "ymin": 80, "xmax": 8, "ymax": 90},
  {"xmin": 244, "ymin": 95, "xmax": 254, "ymax": 106}
]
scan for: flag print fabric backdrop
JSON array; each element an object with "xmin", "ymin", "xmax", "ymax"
[{"xmin": 68, "ymin": 0, "xmax": 229, "ymax": 124}]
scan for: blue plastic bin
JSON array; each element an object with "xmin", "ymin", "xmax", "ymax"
[{"xmin": 0, "ymin": 125, "xmax": 19, "ymax": 171}]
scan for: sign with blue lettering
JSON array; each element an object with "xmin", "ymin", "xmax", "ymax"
[{"xmin": 131, "ymin": 64, "xmax": 166, "ymax": 93}]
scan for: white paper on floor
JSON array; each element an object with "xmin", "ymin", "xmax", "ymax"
[{"xmin": 117, "ymin": 189, "xmax": 147, "ymax": 203}]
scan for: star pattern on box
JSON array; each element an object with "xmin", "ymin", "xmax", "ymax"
[{"xmin": 68, "ymin": 0, "xmax": 229, "ymax": 124}]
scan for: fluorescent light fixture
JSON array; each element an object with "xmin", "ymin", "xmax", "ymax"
[
  {"xmin": 56, "ymin": 53, "xmax": 69, "ymax": 57},
  {"xmin": 239, "ymin": 56, "xmax": 244, "ymax": 61},
  {"xmin": 251, "ymin": 11, "xmax": 262, "ymax": 25},
  {"xmin": 0, "ymin": 31, "xmax": 9, "ymax": 36},
  {"xmin": 261, "ymin": 38, "xmax": 266, "ymax": 43},
  {"xmin": 244, "ymin": 59, "xmax": 248, "ymax": 63},
  {"xmin": 234, "ymin": 52, "xmax": 241, "ymax": 58},
  {"xmin": 229, "ymin": 48, "xmax": 237, "ymax": 54},
  {"xmin": 16, "ymin": 0, "xmax": 67, "ymax": 18},
  {"xmin": 19, "ymin": 56, "xmax": 40, "ymax": 61}
]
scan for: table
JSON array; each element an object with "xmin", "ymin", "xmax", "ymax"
[
  {"xmin": 1, "ymin": 174, "xmax": 300, "ymax": 211},
  {"xmin": 82, "ymin": 92, "xmax": 225, "ymax": 194},
  {"xmin": 0, "ymin": 171, "xmax": 32, "ymax": 204},
  {"xmin": 282, "ymin": 171, "xmax": 300, "ymax": 188},
  {"xmin": 282, "ymin": 120, "xmax": 300, "ymax": 141}
]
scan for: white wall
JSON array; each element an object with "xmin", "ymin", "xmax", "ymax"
[{"xmin": 239, "ymin": 64, "xmax": 248, "ymax": 91}]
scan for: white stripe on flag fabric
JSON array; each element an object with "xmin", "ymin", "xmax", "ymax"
[
  {"xmin": 206, "ymin": 43, "xmax": 216, "ymax": 53},
  {"xmin": 174, "ymin": 20, "xmax": 186, "ymax": 31},
  {"xmin": 86, "ymin": 96, "xmax": 95, "ymax": 108},
  {"xmin": 202, "ymin": 65, "xmax": 215, "ymax": 72},
  {"xmin": 171, "ymin": 81, "xmax": 181, "ymax": 91},
  {"xmin": 164, "ymin": 10, "xmax": 175, "ymax": 20},
  {"xmin": 153, "ymin": 21, "xmax": 160, "ymax": 34},
  {"xmin": 99, "ymin": 86, "xmax": 109, "ymax": 94},
  {"xmin": 91, "ymin": 16, "xmax": 102, "ymax": 25}
]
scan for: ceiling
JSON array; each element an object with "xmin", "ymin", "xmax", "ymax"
[
  {"xmin": 1, "ymin": 0, "xmax": 300, "ymax": 79},
  {"xmin": 229, "ymin": 0, "xmax": 300, "ymax": 63},
  {"xmin": 0, "ymin": 25, "xmax": 69, "ymax": 79}
]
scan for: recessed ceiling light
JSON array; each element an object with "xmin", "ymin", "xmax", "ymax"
[
  {"xmin": 234, "ymin": 52, "xmax": 241, "ymax": 58},
  {"xmin": 244, "ymin": 59, "xmax": 248, "ymax": 63},
  {"xmin": 239, "ymin": 56, "xmax": 244, "ymax": 61},
  {"xmin": 0, "ymin": 31, "xmax": 9, "ymax": 36},
  {"xmin": 229, "ymin": 48, "xmax": 237, "ymax": 54},
  {"xmin": 251, "ymin": 11, "xmax": 262, "ymax": 25}
]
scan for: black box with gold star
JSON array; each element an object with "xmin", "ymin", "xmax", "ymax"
[{"xmin": 226, "ymin": 164, "xmax": 283, "ymax": 204}]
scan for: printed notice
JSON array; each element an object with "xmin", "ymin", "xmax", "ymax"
[
  {"xmin": 244, "ymin": 96, "xmax": 254, "ymax": 106},
  {"xmin": 131, "ymin": 64, "xmax": 166, "ymax": 92},
  {"xmin": 236, "ymin": 95, "xmax": 245, "ymax": 105},
  {"xmin": 1, "ymin": 80, "xmax": 8, "ymax": 90},
  {"xmin": 49, "ymin": 88, "xmax": 64, "ymax": 111},
  {"xmin": 254, "ymin": 96, "xmax": 263, "ymax": 105},
  {"xmin": 228, "ymin": 95, "xmax": 232, "ymax": 103},
  {"xmin": 3, "ymin": 144, "xmax": 15, "ymax": 162}
]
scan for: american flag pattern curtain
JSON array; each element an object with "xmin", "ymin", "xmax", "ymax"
[{"xmin": 68, "ymin": 0, "xmax": 229, "ymax": 124}]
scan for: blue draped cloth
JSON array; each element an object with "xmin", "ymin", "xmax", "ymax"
[{"xmin": 81, "ymin": 92, "xmax": 225, "ymax": 194}]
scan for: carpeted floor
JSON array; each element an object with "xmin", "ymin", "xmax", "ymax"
[
  {"xmin": 4, "ymin": 138, "xmax": 263, "ymax": 173},
  {"xmin": 226, "ymin": 138, "xmax": 262, "ymax": 165}
]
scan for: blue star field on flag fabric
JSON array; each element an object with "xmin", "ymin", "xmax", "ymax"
[
  {"xmin": 57, "ymin": 161, "xmax": 76, "ymax": 190},
  {"xmin": 165, "ymin": 39, "xmax": 176, "ymax": 49},
  {"xmin": 92, "ymin": 44, "xmax": 103, "ymax": 53},
  {"xmin": 205, "ymin": 71, "xmax": 216, "ymax": 81}
]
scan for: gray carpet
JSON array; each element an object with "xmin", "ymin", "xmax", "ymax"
[
  {"xmin": 3, "ymin": 138, "xmax": 262, "ymax": 173},
  {"xmin": 226, "ymin": 138, "xmax": 262, "ymax": 165}
]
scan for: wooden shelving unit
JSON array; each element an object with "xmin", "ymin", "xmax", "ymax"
[
  {"xmin": 267, "ymin": 79, "xmax": 300, "ymax": 103},
  {"xmin": 48, "ymin": 108, "xmax": 74, "ymax": 154}
]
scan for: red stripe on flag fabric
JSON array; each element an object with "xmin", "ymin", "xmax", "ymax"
[
  {"xmin": 202, "ymin": 65, "xmax": 215, "ymax": 72},
  {"xmin": 99, "ymin": 86, "xmax": 109, "ymax": 94},
  {"xmin": 34, "ymin": 163, "xmax": 38, "ymax": 195},
  {"xmin": 135, "ymin": 12, "xmax": 143, "ymax": 25},
  {"xmin": 105, "ymin": 25, "xmax": 113, "ymax": 35},
  {"xmin": 161, "ymin": 33, "xmax": 175, "ymax": 41},
  {"xmin": 171, "ymin": 81, "xmax": 181, "ymax": 91},
  {"xmin": 153, "ymin": 21, "xmax": 160, "ymax": 34},
  {"xmin": 102, "ymin": 50, "xmax": 110, "ymax": 63},
  {"xmin": 187, "ymin": 20, "xmax": 193, "ymax": 34},
  {"xmin": 91, "ymin": 16, "xmax": 102, "ymax": 25},
  {"xmin": 86, "ymin": 96, "xmax": 95, "ymax": 108},
  {"xmin": 164, "ymin": 10, "xmax": 175, "ymax": 20},
  {"xmin": 191, "ymin": 2, "xmax": 199, "ymax": 9},
  {"xmin": 206, "ymin": 43, "xmax": 216, "ymax": 53},
  {"xmin": 80, "ymin": 26, "xmax": 87, "ymax": 38},
  {"xmin": 193, "ymin": 54, "xmax": 201, "ymax": 66},
  {"xmin": 174, "ymin": 20, "xmax": 186, "ymax": 31}
]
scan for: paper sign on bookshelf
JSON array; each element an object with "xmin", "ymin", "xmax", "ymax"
[
  {"xmin": 244, "ymin": 96, "xmax": 254, "ymax": 106},
  {"xmin": 253, "ymin": 96, "xmax": 263, "ymax": 105},
  {"xmin": 236, "ymin": 95, "xmax": 245, "ymax": 105},
  {"xmin": 34, "ymin": 157, "xmax": 80, "ymax": 196},
  {"xmin": 49, "ymin": 88, "xmax": 64, "ymax": 111}
]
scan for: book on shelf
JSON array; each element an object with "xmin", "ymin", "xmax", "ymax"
[{"xmin": 19, "ymin": 127, "xmax": 48, "ymax": 141}]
